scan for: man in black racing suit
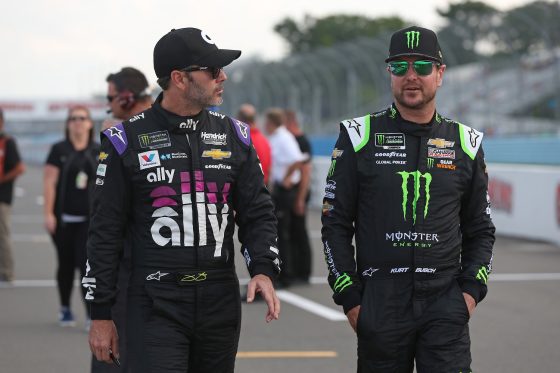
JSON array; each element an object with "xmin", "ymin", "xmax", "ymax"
[
  {"xmin": 321, "ymin": 26, "xmax": 495, "ymax": 372},
  {"xmin": 84, "ymin": 28, "xmax": 281, "ymax": 373}
]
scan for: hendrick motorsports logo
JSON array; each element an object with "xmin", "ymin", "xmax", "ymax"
[
  {"xmin": 397, "ymin": 170, "xmax": 432, "ymax": 224},
  {"xmin": 375, "ymin": 133, "xmax": 405, "ymax": 150},
  {"xmin": 406, "ymin": 31, "xmax": 420, "ymax": 49},
  {"xmin": 201, "ymin": 132, "xmax": 227, "ymax": 146}
]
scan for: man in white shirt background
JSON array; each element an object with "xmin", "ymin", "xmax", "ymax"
[{"xmin": 265, "ymin": 108, "xmax": 306, "ymax": 288}]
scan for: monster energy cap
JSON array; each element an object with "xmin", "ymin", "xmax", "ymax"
[{"xmin": 385, "ymin": 26, "xmax": 443, "ymax": 64}]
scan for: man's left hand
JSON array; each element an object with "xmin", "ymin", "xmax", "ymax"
[
  {"xmin": 463, "ymin": 292, "xmax": 476, "ymax": 318},
  {"xmin": 247, "ymin": 274, "xmax": 280, "ymax": 322}
]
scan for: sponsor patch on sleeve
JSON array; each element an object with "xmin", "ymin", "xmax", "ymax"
[{"xmin": 103, "ymin": 123, "xmax": 128, "ymax": 155}]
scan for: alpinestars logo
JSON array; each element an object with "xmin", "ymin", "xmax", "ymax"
[
  {"xmin": 397, "ymin": 171, "xmax": 432, "ymax": 224},
  {"xmin": 406, "ymin": 31, "xmax": 420, "ymax": 49}
]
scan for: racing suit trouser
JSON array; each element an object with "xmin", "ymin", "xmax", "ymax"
[
  {"xmin": 127, "ymin": 269, "xmax": 241, "ymax": 373},
  {"xmin": 357, "ymin": 278, "xmax": 471, "ymax": 373}
]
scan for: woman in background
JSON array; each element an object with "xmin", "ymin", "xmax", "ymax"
[{"xmin": 43, "ymin": 106, "xmax": 99, "ymax": 327}]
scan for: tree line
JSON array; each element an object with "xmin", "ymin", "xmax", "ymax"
[{"xmin": 274, "ymin": 0, "xmax": 560, "ymax": 65}]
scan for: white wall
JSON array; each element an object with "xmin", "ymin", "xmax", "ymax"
[{"xmin": 310, "ymin": 156, "xmax": 560, "ymax": 247}]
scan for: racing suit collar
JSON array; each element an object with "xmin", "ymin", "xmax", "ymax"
[
  {"xmin": 390, "ymin": 103, "xmax": 438, "ymax": 137},
  {"xmin": 152, "ymin": 92, "xmax": 206, "ymax": 134}
]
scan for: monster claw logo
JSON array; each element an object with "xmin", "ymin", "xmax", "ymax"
[
  {"xmin": 376, "ymin": 134, "xmax": 385, "ymax": 145},
  {"xmin": 427, "ymin": 158, "xmax": 434, "ymax": 168},
  {"xmin": 406, "ymin": 31, "xmax": 420, "ymax": 49},
  {"xmin": 327, "ymin": 160, "xmax": 337, "ymax": 177},
  {"xmin": 476, "ymin": 266, "xmax": 489, "ymax": 284},
  {"xmin": 397, "ymin": 171, "xmax": 432, "ymax": 224},
  {"xmin": 139, "ymin": 134, "xmax": 150, "ymax": 147},
  {"xmin": 333, "ymin": 273, "xmax": 352, "ymax": 293}
]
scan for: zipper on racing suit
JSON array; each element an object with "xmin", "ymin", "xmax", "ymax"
[{"xmin": 186, "ymin": 132, "xmax": 200, "ymax": 267}]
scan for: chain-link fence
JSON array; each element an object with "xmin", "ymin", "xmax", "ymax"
[{"xmin": 222, "ymin": 33, "xmax": 560, "ymax": 136}]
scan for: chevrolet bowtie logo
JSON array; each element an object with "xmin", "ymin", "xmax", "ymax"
[
  {"xmin": 427, "ymin": 138, "xmax": 455, "ymax": 149},
  {"xmin": 202, "ymin": 149, "xmax": 232, "ymax": 160}
]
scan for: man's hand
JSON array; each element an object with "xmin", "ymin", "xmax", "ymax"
[
  {"xmin": 293, "ymin": 198, "xmax": 305, "ymax": 216},
  {"xmin": 89, "ymin": 320, "xmax": 119, "ymax": 364},
  {"xmin": 247, "ymin": 274, "xmax": 280, "ymax": 322},
  {"xmin": 44, "ymin": 213, "xmax": 56, "ymax": 235},
  {"xmin": 463, "ymin": 292, "xmax": 476, "ymax": 318},
  {"xmin": 346, "ymin": 305, "xmax": 361, "ymax": 333}
]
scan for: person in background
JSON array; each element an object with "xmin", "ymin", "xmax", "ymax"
[
  {"xmin": 285, "ymin": 110, "xmax": 312, "ymax": 284},
  {"xmin": 102, "ymin": 66, "xmax": 152, "ymax": 131},
  {"xmin": 91, "ymin": 67, "xmax": 152, "ymax": 372},
  {"xmin": 44, "ymin": 106, "xmax": 99, "ymax": 327},
  {"xmin": 0, "ymin": 107, "xmax": 25, "ymax": 284},
  {"xmin": 237, "ymin": 103, "xmax": 271, "ymax": 184},
  {"xmin": 265, "ymin": 108, "xmax": 306, "ymax": 288}
]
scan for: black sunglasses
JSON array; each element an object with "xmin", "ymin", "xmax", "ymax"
[
  {"xmin": 106, "ymin": 95, "xmax": 116, "ymax": 103},
  {"xmin": 181, "ymin": 66, "xmax": 222, "ymax": 80}
]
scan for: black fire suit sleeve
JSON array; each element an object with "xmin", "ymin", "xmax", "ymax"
[
  {"xmin": 321, "ymin": 126, "xmax": 362, "ymax": 314},
  {"xmin": 83, "ymin": 136, "xmax": 131, "ymax": 320},
  {"xmin": 458, "ymin": 147, "xmax": 495, "ymax": 304},
  {"xmin": 234, "ymin": 144, "xmax": 280, "ymax": 280}
]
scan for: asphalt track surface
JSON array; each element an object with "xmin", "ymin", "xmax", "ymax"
[{"xmin": 1, "ymin": 166, "xmax": 559, "ymax": 372}]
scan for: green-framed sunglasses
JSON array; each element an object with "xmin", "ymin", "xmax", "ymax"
[{"xmin": 388, "ymin": 60, "xmax": 440, "ymax": 76}]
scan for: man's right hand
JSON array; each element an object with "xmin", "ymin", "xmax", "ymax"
[
  {"xmin": 44, "ymin": 213, "xmax": 56, "ymax": 235},
  {"xmin": 346, "ymin": 305, "xmax": 361, "ymax": 333},
  {"xmin": 89, "ymin": 320, "xmax": 119, "ymax": 364}
]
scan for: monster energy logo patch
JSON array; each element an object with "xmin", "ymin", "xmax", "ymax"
[
  {"xmin": 138, "ymin": 130, "xmax": 171, "ymax": 149},
  {"xmin": 333, "ymin": 273, "xmax": 352, "ymax": 293},
  {"xmin": 476, "ymin": 266, "xmax": 489, "ymax": 284},
  {"xmin": 375, "ymin": 133, "xmax": 405, "ymax": 150},
  {"xmin": 406, "ymin": 31, "xmax": 420, "ymax": 49},
  {"xmin": 327, "ymin": 160, "xmax": 337, "ymax": 177},
  {"xmin": 427, "ymin": 158, "xmax": 434, "ymax": 168},
  {"xmin": 397, "ymin": 171, "xmax": 432, "ymax": 225}
]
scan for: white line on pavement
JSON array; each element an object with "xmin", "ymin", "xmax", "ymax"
[
  {"xmin": 491, "ymin": 273, "xmax": 560, "ymax": 281},
  {"xmin": 12, "ymin": 234, "xmax": 50, "ymax": 243},
  {"xmin": 276, "ymin": 290, "xmax": 347, "ymax": 321}
]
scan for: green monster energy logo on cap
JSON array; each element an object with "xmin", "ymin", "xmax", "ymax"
[
  {"xmin": 476, "ymin": 266, "xmax": 489, "ymax": 284},
  {"xmin": 376, "ymin": 134, "xmax": 385, "ymax": 145},
  {"xmin": 398, "ymin": 170, "xmax": 432, "ymax": 224},
  {"xmin": 406, "ymin": 31, "xmax": 420, "ymax": 49},
  {"xmin": 333, "ymin": 273, "xmax": 352, "ymax": 293}
]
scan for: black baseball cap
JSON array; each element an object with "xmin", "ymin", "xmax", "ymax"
[
  {"xmin": 153, "ymin": 28, "xmax": 241, "ymax": 78},
  {"xmin": 385, "ymin": 26, "xmax": 443, "ymax": 64}
]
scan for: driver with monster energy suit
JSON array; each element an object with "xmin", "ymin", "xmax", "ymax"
[{"xmin": 321, "ymin": 26, "xmax": 495, "ymax": 372}]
